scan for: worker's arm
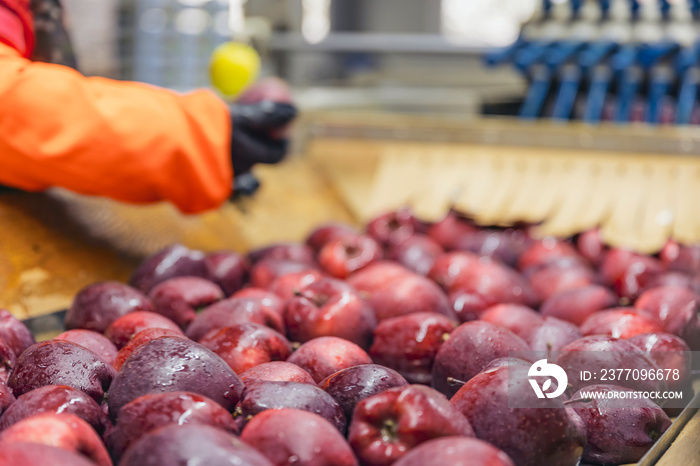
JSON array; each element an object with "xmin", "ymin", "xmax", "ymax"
[
  {"xmin": 0, "ymin": 0, "xmax": 296, "ymax": 213},
  {"xmin": 0, "ymin": 43, "xmax": 233, "ymax": 214}
]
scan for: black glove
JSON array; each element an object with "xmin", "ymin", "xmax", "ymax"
[
  {"xmin": 30, "ymin": 0, "xmax": 78, "ymax": 68},
  {"xmin": 230, "ymin": 101, "xmax": 298, "ymax": 197}
]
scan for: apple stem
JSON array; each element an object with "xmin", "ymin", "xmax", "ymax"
[
  {"xmin": 441, "ymin": 333, "xmax": 451, "ymax": 343},
  {"xmin": 447, "ymin": 377, "xmax": 467, "ymax": 387},
  {"xmin": 233, "ymin": 407, "xmax": 243, "ymax": 418},
  {"xmin": 380, "ymin": 419, "xmax": 399, "ymax": 442},
  {"xmin": 619, "ymin": 297, "xmax": 631, "ymax": 306},
  {"xmin": 294, "ymin": 290, "xmax": 326, "ymax": 307},
  {"xmin": 291, "ymin": 342, "xmax": 301, "ymax": 351},
  {"xmin": 296, "ymin": 291, "xmax": 314, "ymax": 301},
  {"xmin": 546, "ymin": 342, "xmax": 553, "ymax": 362},
  {"xmin": 563, "ymin": 397, "xmax": 592, "ymax": 405}
]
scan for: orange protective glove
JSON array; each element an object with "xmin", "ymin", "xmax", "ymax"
[{"xmin": 0, "ymin": 43, "xmax": 232, "ymax": 214}]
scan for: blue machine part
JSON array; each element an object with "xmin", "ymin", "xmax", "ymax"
[
  {"xmin": 583, "ymin": 66, "xmax": 614, "ymax": 123},
  {"xmin": 647, "ymin": 68, "xmax": 673, "ymax": 123},
  {"xmin": 552, "ymin": 65, "xmax": 582, "ymax": 120},
  {"xmin": 520, "ymin": 66, "xmax": 553, "ymax": 119},
  {"xmin": 629, "ymin": 0, "xmax": 641, "ymax": 20},
  {"xmin": 690, "ymin": 0, "xmax": 700, "ymax": 19}
]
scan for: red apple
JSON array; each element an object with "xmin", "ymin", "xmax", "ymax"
[
  {"xmin": 8, "ymin": 341, "xmax": 116, "ymax": 403},
  {"xmin": 237, "ymin": 77, "xmax": 295, "ymax": 139},
  {"xmin": 202, "ymin": 251, "xmax": 248, "ymax": 296},
  {"xmin": 660, "ymin": 239, "xmax": 681, "ymax": 263},
  {"xmin": 319, "ymin": 364, "xmax": 408, "ymax": 421},
  {"xmin": 54, "ymin": 329, "xmax": 117, "ymax": 365},
  {"xmin": 250, "ymin": 259, "xmax": 319, "ymax": 289},
  {"xmin": 129, "ymin": 244, "xmax": 207, "ymax": 293},
  {"xmin": 479, "ymin": 304, "xmax": 544, "ymax": 340},
  {"xmin": 0, "ymin": 413, "xmax": 111, "ymax": 466},
  {"xmin": 241, "ymin": 409, "xmax": 358, "ymax": 466},
  {"xmin": 318, "ymin": 234, "xmax": 382, "ymax": 278},
  {"xmin": 113, "ymin": 327, "xmax": 184, "ymax": 371},
  {"xmin": 0, "ymin": 385, "xmax": 108, "ymax": 434},
  {"xmin": 392, "ymin": 436, "xmax": 515, "ymax": 466},
  {"xmin": 268, "ymin": 269, "xmax": 325, "ymax": 301},
  {"xmin": 386, "ymin": 234, "xmax": 444, "ymax": 276},
  {"xmin": 238, "ymin": 76, "xmax": 292, "ymax": 107},
  {"xmin": 454, "ymin": 227, "xmax": 532, "ymax": 267},
  {"xmin": 106, "ymin": 391, "xmax": 238, "ymax": 461},
  {"xmin": 428, "ymin": 251, "xmax": 482, "ymax": 291},
  {"xmin": 185, "ymin": 297, "xmax": 285, "ymax": 342},
  {"xmin": 628, "ymin": 332, "xmax": 694, "ymax": 414},
  {"xmin": 107, "ymin": 337, "xmax": 244, "ymax": 420},
  {"xmin": 557, "ymin": 335, "xmax": 664, "ymax": 393},
  {"xmin": 430, "ymin": 252, "xmax": 536, "ymax": 321},
  {"xmin": 628, "ymin": 332, "xmax": 693, "ymax": 393},
  {"xmin": 540, "ymin": 285, "xmax": 618, "ymax": 325},
  {"xmin": 645, "ymin": 271, "xmax": 696, "ymax": 291},
  {"xmin": 287, "ymin": 337, "xmax": 373, "ymax": 383},
  {"xmin": 239, "ymin": 361, "xmax": 316, "ymax": 385},
  {"xmin": 238, "ymin": 381, "xmax": 346, "ymax": 433},
  {"xmin": 432, "ymin": 321, "xmax": 530, "ymax": 398},
  {"xmin": 349, "ymin": 262, "xmax": 455, "ymax": 322},
  {"xmin": 450, "ymin": 365, "xmax": 585, "ymax": 466},
  {"xmin": 148, "ymin": 276, "xmax": 224, "ymax": 329},
  {"xmin": 527, "ymin": 316, "xmax": 583, "ymax": 355},
  {"xmin": 0, "ymin": 443, "xmax": 96, "ymax": 466},
  {"xmin": 660, "ymin": 242, "xmax": 700, "ymax": 275},
  {"xmin": 518, "ymin": 238, "xmax": 583, "ymax": 272},
  {"xmin": 64, "ymin": 282, "xmax": 154, "ymax": 334},
  {"xmin": 345, "ymin": 261, "xmax": 409, "ymax": 293},
  {"xmin": 366, "ymin": 208, "xmax": 417, "ymax": 246},
  {"xmin": 231, "ymin": 287, "xmax": 285, "ymax": 316},
  {"xmin": 0, "ymin": 309, "xmax": 34, "ymax": 357},
  {"xmin": 199, "ymin": 323, "xmax": 292, "ymax": 374},
  {"xmin": 635, "ymin": 285, "xmax": 700, "ymax": 350},
  {"xmin": 580, "ymin": 308, "xmax": 665, "ymax": 339},
  {"xmin": 118, "ymin": 424, "xmax": 273, "ymax": 466},
  {"xmin": 600, "ymin": 249, "xmax": 665, "ymax": 299},
  {"xmin": 285, "ymin": 277, "xmax": 376, "ymax": 348},
  {"xmin": 105, "ymin": 311, "xmax": 184, "ymax": 349},
  {"xmin": 369, "ymin": 312, "xmax": 457, "ymax": 384},
  {"xmin": 238, "ymin": 76, "xmax": 292, "ymax": 103},
  {"xmin": 601, "ymin": 249, "xmax": 657, "ymax": 284},
  {"xmin": 427, "ymin": 213, "xmax": 477, "ymax": 250},
  {"xmin": 248, "ymin": 243, "xmax": 315, "ymax": 265},
  {"xmin": 527, "ymin": 260, "xmax": 596, "ymax": 302},
  {"xmin": 566, "ymin": 385, "xmax": 671, "ymax": 464},
  {"xmin": 307, "ymin": 223, "xmax": 357, "ymax": 251},
  {"xmin": 0, "ymin": 381, "xmax": 14, "ymax": 417},
  {"xmin": 576, "ymin": 228, "xmax": 606, "ymax": 266},
  {"xmin": 0, "ymin": 338, "xmax": 16, "ymax": 384},
  {"xmin": 348, "ymin": 384, "xmax": 474, "ymax": 466}
]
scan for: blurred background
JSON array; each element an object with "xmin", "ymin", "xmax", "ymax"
[
  {"xmin": 63, "ymin": 0, "xmax": 531, "ymax": 116},
  {"xmin": 62, "ymin": 0, "xmax": 700, "ymax": 124}
]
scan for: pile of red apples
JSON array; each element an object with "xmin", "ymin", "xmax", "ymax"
[{"xmin": 0, "ymin": 208, "xmax": 698, "ymax": 466}]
